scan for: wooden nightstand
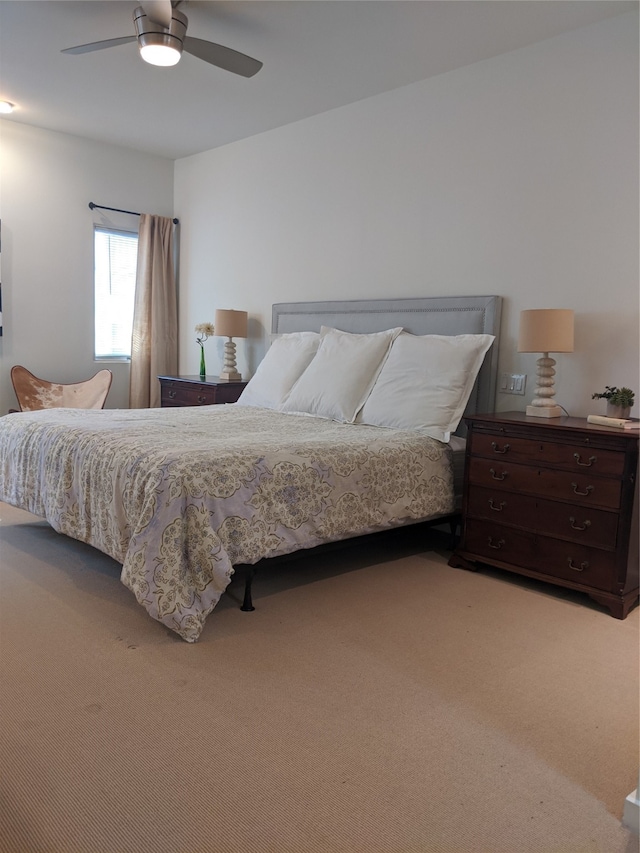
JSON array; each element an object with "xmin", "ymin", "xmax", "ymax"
[
  {"xmin": 449, "ymin": 411, "xmax": 639, "ymax": 618},
  {"xmin": 158, "ymin": 375, "xmax": 247, "ymax": 407}
]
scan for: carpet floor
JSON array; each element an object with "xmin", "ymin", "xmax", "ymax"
[{"xmin": 0, "ymin": 502, "xmax": 638, "ymax": 853}]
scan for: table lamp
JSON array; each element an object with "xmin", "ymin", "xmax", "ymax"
[
  {"xmin": 518, "ymin": 308, "xmax": 574, "ymax": 418},
  {"xmin": 215, "ymin": 309, "xmax": 248, "ymax": 381}
]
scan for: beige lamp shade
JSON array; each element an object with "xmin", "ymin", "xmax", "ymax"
[
  {"xmin": 517, "ymin": 308, "xmax": 574, "ymax": 419},
  {"xmin": 518, "ymin": 309, "xmax": 574, "ymax": 354},
  {"xmin": 215, "ymin": 309, "xmax": 248, "ymax": 339}
]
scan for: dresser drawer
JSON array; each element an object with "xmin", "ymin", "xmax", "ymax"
[
  {"xmin": 464, "ymin": 519, "xmax": 615, "ymax": 592},
  {"xmin": 471, "ymin": 431, "xmax": 625, "ymax": 477},
  {"xmin": 467, "ymin": 457, "xmax": 622, "ymax": 509},
  {"xmin": 467, "ymin": 487, "xmax": 619, "ymax": 548}
]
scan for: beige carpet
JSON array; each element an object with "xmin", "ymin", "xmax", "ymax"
[{"xmin": 0, "ymin": 501, "xmax": 638, "ymax": 853}]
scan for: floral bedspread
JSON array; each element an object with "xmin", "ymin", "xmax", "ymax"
[{"xmin": 0, "ymin": 405, "xmax": 454, "ymax": 641}]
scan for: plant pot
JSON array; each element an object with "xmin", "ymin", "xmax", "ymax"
[{"xmin": 606, "ymin": 402, "xmax": 631, "ymax": 419}]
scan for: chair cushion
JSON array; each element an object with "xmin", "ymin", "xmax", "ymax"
[{"xmin": 11, "ymin": 366, "xmax": 112, "ymax": 411}]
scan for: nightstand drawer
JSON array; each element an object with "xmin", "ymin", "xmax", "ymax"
[
  {"xmin": 471, "ymin": 432, "xmax": 626, "ymax": 476},
  {"xmin": 212, "ymin": 384, "xmax": 248, "ymax": 404},
  {"xmin": 158, "ymin": 376, "xmax": 247, "ymax": 407},
  {"xmin": 464, "ymin": 519, "xmax": 615, "ymax": 591},
  {"xmin": 535, "ymin": 500, "xmax": 618, "ymax": 549},
  {"xmin": 161, "ymin": 384, "xmax": 216, "ymax": 406},
  {"xmin": 463, "ymin": 519, "xmax": 536, "ymax": 565},
  {"xmin": 160, "ymin": 385, "xmax": 184, "ymax": 406},
  {"xmin": 533, "ymin": 535, "xmax": 616, "ymax": 592},
  {"xmin": 467, "ymin": 488, "xmax": 538, "ymax": 527},
  {"xmin": 467, "ymin": 487, "xmax": 619, "ymax": 548},
  {"xmin": 467, "ymin": 457, "xmax": 622, "ymax": 509}
]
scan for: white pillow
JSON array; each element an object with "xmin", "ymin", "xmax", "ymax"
[
  {"xmin": 358, "ymin": 332, "xmax": 495, "ymax": 441},
  {"xmin": 236, "ymin": 331, "xmax": 320, "ymax": 410},
  {"xmin": 280, "ymin": 325, "xmax": 402, "ymax": 423}
]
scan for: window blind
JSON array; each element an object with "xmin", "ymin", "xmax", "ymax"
[{"xmin": 94, "ymin": 227, "xmax": 138, "ymax": 359}]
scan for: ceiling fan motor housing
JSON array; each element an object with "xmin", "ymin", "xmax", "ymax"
[
  {"xmin": 133, "ymin": 5, "xmax": 188, "ymax": 54},
  {"xmin": 61, "ymin": 4, "xmax": 262, "ymax": 77}
]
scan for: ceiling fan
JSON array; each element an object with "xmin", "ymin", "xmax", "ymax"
[{"xmin": 61, "ymin": 0, "xmax": 263, "ymax": 77}]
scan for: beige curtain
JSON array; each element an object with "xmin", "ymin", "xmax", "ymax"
[{"xmin": 129, "ymin": 214, "xmax": 178, "ymax": 408}]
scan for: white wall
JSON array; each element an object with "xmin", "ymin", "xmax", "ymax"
[
  {"xmin": 0, "ymin": 122, "xmax": 174, "ymax": 412},
  {"xmin": 1, "ymin": 13, "xmax": 637, "ymax": 419},
  {"xmin": 175, "ymin": 12, "xmax": 639, "ymax": 418}
]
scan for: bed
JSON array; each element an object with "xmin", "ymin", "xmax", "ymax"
[{"xmin": 0, "ymin": 295, "xmax": 501, "ymax": 642}]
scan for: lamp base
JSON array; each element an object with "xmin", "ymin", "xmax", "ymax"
[
  {"xmin": 219, "ymin": 370, "xmax": 242, "ymax": 382},
  {"xmin": 525, "ymin": 353, "xmax": 564, "ymax": 418},
  {"xmin": 526, "ymin": 404, "xmax": 563, "ymax": 418}
]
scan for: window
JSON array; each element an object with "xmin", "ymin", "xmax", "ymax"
[{"xmin": 94, "ymin": 227, "xmax": 138, "ymax": 360}]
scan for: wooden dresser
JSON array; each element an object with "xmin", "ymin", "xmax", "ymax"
[
  {"xmin": 449, "ymin": 411, "xmax": 639, "ymax": 618},
  {"xmin": 158, "ymin": 375, "xmax": 247, "ymax": 407}
]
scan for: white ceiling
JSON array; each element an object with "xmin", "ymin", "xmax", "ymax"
[{"xmin": 0, "ymin": 0, "xmax": 636, "ymax": 160}]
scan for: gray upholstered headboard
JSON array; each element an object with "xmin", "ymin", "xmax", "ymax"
[{"xmin": 272, "ymin": 296, "xmax": 502, "ymax": 430}]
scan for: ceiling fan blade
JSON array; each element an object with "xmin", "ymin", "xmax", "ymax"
[
  {"xmin": 62, "ymin": 36, "xmax": 136, "ymax": 55},
  {"xmin": 141, "ymin": 0, "xmax": 173, "ymax": 29},
  {"xmin": 183, "ymin": 36, "xmax": 262, "ymax": 77}
]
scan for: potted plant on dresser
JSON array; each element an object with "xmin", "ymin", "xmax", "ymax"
[{"xmin": 591, "ymin": 386, "xmax": 635, "ymax": 419}]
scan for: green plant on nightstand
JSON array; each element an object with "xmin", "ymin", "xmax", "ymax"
[{"xmin": 591, "ymin": 386, "xmax": 635, "ymax": 419}]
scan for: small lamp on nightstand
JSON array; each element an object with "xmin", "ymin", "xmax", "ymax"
[
  {"xmin": 215, "ymin": 309, "xmax": 248, "ymax": 381},
  {"xmin": 518, "ymin": 308, "xmax": 574, "ymax": 418}
]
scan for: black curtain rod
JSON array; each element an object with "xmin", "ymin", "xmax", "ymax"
[{"xmin": 89, "ymin": 202, "xmax": 179, "ymax": 225}]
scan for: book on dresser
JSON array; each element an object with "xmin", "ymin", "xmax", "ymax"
[
  {"xmin": 449, "ymin": 411, "xmax": 639, "ymax": 619},
  {"xmin": 586, "ymin": 414, "xmax": 640, "ymax": 430}
]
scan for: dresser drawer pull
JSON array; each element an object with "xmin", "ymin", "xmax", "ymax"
[
  {"xmin": 567, "ymin": 558, "xmax": 589, "ymax": 572},
  {"xmin": 197, "ymin": 395, "xmax": 208, "ymax": 404},
  {"xmin": 168, "ymin": 390, "xmax": 177, "ymax": 399},
  {"xmin": 487, "ymin": 537, "xmax": 505, "ymax": 550},
  {"xmin": 569, "ymin": 517, "xmax": 591, "ymax": 531},
  {"xmin": 489, "ymin": 468, "xmax": 507, "ymax": 481},
  {"xmin": 571, "ymin": 483, "xmax": 594, "ymax": 497},
  {"xmin": 491, "ymin": 442, "xmax": 510, "ymax": 455},
  {"xmin": 488, "ymin": 499, "xmax": 506, "ymax": 512},
  {"xmin": 573, "ymin": 453, "xmax": 597, "ymax": 467}
]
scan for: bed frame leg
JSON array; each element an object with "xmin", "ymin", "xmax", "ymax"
[{"xmin": 241, "ymin": 567, "xmax": 256, "ymax": 612}]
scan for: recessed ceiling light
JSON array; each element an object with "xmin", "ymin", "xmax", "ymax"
[{"xmin": 0, "ymin": 101, "xmax": 15, "ymax": 114}]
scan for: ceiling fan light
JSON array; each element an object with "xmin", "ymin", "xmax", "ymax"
[
  {"xmin": 134, "ymin": 5, "xmax": 186, "ymax": 67},
  {"xmin": 139, "ymin": 42, "xmax": 181, "ymax": 66}
]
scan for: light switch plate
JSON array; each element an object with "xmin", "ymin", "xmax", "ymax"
[{"xmin": 500, "ymin": 373, "xmax": 527, "ymax": 395}]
